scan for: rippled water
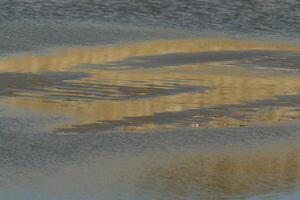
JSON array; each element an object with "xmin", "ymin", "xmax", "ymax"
[
  {"xmin": 0, "ymin": 38, "xmax": 300, "ymax": 200},
  {"xmin": 0, "ymin": 0, "xmax": 300, "ymax": 55},
  {"xmin": 1, "ymin": 1, "xmax": 300, "ymax": 200},
  {"xmin": 1, "ymin": 126, "xmax": 300, "ymax": 200},
  {"xmin": 1, "ymin": 39, "xmax": 300, "ymax": 133},
  {"xmin": 1, "ymin": 0, "xmax": 300, "ymax": 36}
]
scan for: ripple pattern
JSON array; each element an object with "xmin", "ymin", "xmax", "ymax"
[{"xmin": 0, "ymin": 0, "xmax": 300, "ymax": 37}]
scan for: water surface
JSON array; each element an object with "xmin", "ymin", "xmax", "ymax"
[{"xmin": 1, "ymin": 1, "xmax": 300, "ymax": 199}]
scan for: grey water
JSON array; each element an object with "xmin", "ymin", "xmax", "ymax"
[
  {"xmin": 1, "ymin": 1, "xmax": 300, "ymax": 200},
  {"xmin": 0, "ymin": 0, "xmax": 300, "ymax": 55}
]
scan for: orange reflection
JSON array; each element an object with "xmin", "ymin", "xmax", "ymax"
[
  {"xmin": 0, "ymin": 39, "xmax": 300, "ymax": 132},
  {"xmin": 139, "ymin": 144, "xmax": 300, "ymax": 198}
]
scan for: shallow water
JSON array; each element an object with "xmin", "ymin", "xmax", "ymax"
[
  {"xmin": 1, "ymin": 39, "xmax": 300, "ymax": 133},
  {"xmin": 0, "ymin": 39, "xmax": 300, "ymax": 200},
  {"xmin": 0, "ymin": 0, "xmax": 300, "ymax": 55},
  {"xmin": 1, "ymin": 1, "xmax": 300, "ymax": 200},
  {"xmin": 1, "ymin": 125, "xmax": 300, "ymax": 200},
  {"xmin": 1, "ymin": 0, "xmax": 300, "ymax": 37}
]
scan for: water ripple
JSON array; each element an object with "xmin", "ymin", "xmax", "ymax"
[{"xmin": 0, "ymin": 0, "xmax": 299, "ymax": 37}]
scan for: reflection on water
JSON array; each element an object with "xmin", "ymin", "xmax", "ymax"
[
  {"xmin": 1, "ymin": 38, "xmax": 300, "ymax": 199},
  {"xmin": 1, "ymin": 39, "xmax": 300, "ymax": 73},
  {"xmin": 138, "ymin": 143, "xmax": 300, "ymax": 200},
  {"xmin": 2, "ymin": 130, "xmax": 300, "ymax": 200},
  {"xmin": 0, "ymin": 39, "xmax": 300, "ymax": 132}
]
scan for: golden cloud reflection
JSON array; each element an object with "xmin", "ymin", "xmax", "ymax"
[
  {"xmin": 0, "ymin": 39, "xmax": 300, "ymax": 132},
  {"xmin": 138, "ymin": 143, "xmax": 300, "ymax": 199},
  {"xmin": 1, "ymin": 39, "xmax": 300, "ymax": 73}
]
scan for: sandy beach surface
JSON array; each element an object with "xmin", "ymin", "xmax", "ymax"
[{"xmin": 1, "ymin": 1, "xmax": 300, "ymax": 199}]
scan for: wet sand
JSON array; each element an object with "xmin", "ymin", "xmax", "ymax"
[{"xmin": 1, "ymin": 39, "xmax": 300, "ymax": 199}]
